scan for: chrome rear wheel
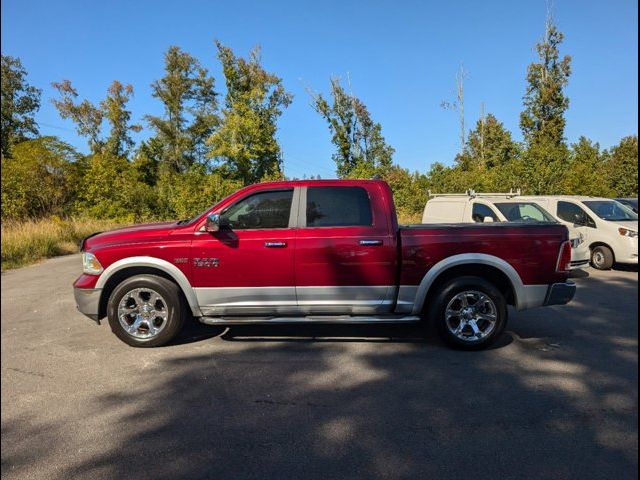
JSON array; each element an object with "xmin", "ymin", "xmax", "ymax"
[{"xmin": 445, "ymin": 290, "xmax": 498, "ymax": 343}]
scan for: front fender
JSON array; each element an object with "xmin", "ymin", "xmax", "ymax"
[{"xmin": 96, "ymin": 256, "xmax": 201, "ymax": 316}]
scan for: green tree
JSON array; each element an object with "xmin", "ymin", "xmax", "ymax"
[
  {"xmin": 51, "ymin": 80, "xmax": 140, "ymax": 156},
  {"xmin": 208, "ymin": 42, "xmax": 293, "ymax": 184},
  {"xmin": 518, "ymin": 12, "xmax": 572, "ymax": 194},
  {"xmin": 156, "ymin": 165, "xmax": 243, "ymax": 220},
  {"xmin": 383, "ymin": 165, "xmax": 429, "ymax": 223},
  {"xmin": 51, "ymin": 80, "xmax": 104, "ymax": 154},
  {"xmin": 561, "ymin": 137, "xmax": 611, "ymax": 196},
  {"xmin": 520, "ymin": 14, "xmax": 571, "ymax": 147},
  {"xmin": 456, "ymin": 114, "xmax": 520, "ymax": 171},
  {"xmin": 101, "ymin": 81, "xmax": 142, "ymax": 157},
  {"xmin": 132, "ymin": 138, "xmax": 163, "ymax": 186},
  {"xmin": 73, "ymin": 153, "xmax": 154, "ymax": 221},
  {"xmin": 1, "ymin": 55, "xmax": 41, "ymax": 157},
  {"xmin": 1, "ymin": 137, "xmax": 80, "ymax": 219},
  {"xmin": 146, "ymin": 46, "xmax": 218, "ymax": 172},
  {"xmin": 606, "ymin": 135, "xmax": 638, "ymax": 197},
  {"xmin": 312, "ymin": 78, "xmax": 393, "ymax": 178}
]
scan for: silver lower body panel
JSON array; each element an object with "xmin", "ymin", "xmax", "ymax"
[
  {"xmin": 195, "ymin": 285, "xmax": 396, "ymax": 316},
  {"xmin": 199, "ymin": 315, "xmax": 421, "ymax": 326}
]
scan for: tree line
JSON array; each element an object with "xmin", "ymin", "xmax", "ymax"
[{"xmin": 1, "ymin": 16, "xmax": 637, "ymax": 224}]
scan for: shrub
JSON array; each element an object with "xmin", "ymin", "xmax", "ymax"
[{"xmin": 1, "ymin": 137, "xmax": 82, "ymax": 220}]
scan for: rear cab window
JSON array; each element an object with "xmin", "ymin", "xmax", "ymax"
[{"xmin": 305, "ymin": 186, "xmax": 372, "ymax": 227}]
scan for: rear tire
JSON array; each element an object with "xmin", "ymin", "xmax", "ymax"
[
  {"xmin": 590, "ymin": 245, "xmax": 614, "ymax": 270},
  {"xmin": 428, "ymin": 276, "xmax": 507, "ymax": 350},
  {"xmin": 107, "ymin": 274, "xmax": 187, "ymax": 347}
]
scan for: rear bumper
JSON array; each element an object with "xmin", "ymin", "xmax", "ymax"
[
  {"xmin": 74, "ymin": 288, "xmax": 102, "ymax": 323},
  {"xmin": 544, "ymin": 282, "xmax": 576, "ymax": 306}
]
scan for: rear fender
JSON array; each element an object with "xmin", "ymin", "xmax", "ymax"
[{"xmin": 407, "ymin": 253, "xmax": 534, "ymax": 314}]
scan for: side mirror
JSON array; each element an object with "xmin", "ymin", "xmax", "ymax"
[
  {"xmin": 204, "ymin": 213, "xmax": 221, "ymax": 233},
  {"xmin": 483, "ymin": 216, "xmax": 494, "ymax": 223}
]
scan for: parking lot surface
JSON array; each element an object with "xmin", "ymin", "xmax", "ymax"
[{"xmin": 1, "ymin": 255, "xmax": 638, "ymax": 480}]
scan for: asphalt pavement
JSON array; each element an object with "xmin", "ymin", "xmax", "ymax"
[{"xmin": 1, "ymin": 254, "xmax": 638, "ymax": 480}]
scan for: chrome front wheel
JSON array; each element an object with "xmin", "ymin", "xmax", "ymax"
[
  {"xmin": 107, "ymin": 275, "xmax": 187, "ymax": 348},
  {"xmin": 118, "ymin": 287, "xmax": 169, "ymax": 340}
]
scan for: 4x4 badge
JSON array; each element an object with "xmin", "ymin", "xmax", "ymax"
[{"xmin": 193, "ymin": 257, "xmax": 219, "ymax": 268}]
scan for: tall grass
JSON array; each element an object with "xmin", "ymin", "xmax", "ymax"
[
  {"xmin": 1, "ymin": 212, "xmax": 425, "ymax": 271},
  {"xmin": 1, "ymin": 217, "xmax": 125, "ymax": 271}
]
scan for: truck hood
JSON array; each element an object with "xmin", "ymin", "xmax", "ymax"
[{"xmin": 82, "ymin": 221, "xmax": 179, "ymax": 250}]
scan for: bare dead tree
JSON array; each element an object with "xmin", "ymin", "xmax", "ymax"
[{"xmin": 441, "ymin": 63, "xmax": 467, "ymax": 153}]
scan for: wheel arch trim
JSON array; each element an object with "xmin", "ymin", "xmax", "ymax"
[
  {"xmin": 95, "ymin": 256, "xmax": 202, "ymax": 316},
  {"xmin": 410, "ymin": 253, "xmax": 526, "ymax": 314}
]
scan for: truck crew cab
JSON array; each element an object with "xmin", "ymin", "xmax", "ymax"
[{"xmin": 74, "ymin": 179, "xmax": 576, "ymax": 350}]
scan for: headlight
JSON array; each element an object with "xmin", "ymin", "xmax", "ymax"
[
  {"xmin": 82, "ymin": 252, "xmax": 104, "ymax": 275},
  {"xmin": 618, "ymin": 227, "xmax": 638, "ymax": 238}
]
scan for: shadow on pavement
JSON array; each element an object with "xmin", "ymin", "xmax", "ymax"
[{"xmin": 2, "ymin": 271, "xmax": 637, "ymax": 480}]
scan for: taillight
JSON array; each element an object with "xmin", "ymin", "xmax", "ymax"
[{"xmin": 556, "ymin": 240, "xmax": 572, "ymax": 272}]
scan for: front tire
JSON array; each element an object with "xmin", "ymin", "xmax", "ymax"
[
  {"xmin": 428, "ymin": 276, "xmax": 507, "ymax": 350},
  {"xmin": 591, "ymin": 245, "xmax": 614, "ymax": 270},
  {"xmin": 107, "ymin": 274, "xmax": 187, "ymax": 347}
]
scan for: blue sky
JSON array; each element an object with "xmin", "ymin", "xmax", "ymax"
[{"xmin": 2, "ymin": 0, "xmax": 638, "ymax": 178}]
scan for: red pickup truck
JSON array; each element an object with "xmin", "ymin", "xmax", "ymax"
[{"xmin": 74, "ymin": 179, "xmax": 576, "ymax": 349}]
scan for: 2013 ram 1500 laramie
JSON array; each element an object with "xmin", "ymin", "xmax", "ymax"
[{"xmin": 74, "ymin": 179, "xmax": 576, "ymax": 349}]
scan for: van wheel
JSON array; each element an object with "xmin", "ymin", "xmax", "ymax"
[
  {"xmin": 591, "ymin": 246, "xmax": 614, "ymax": 270},
  {"xmin": 107, "ymin": 275, "xmax": 187, "ymax": 347},
  {"xmin": 428, "ymin": 276, "xmax": 507, "ymax": 350}
]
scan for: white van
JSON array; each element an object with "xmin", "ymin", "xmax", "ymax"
[
  {"xmin": 515, "ymin": 196, "xmax": 638, "ymax": 270},
  {"xmin": 422, "ymin": 191, "xmax": 591, "ymax": 269}
]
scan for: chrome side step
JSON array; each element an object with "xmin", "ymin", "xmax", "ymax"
[{"xmin": 198, "ymin": 315, "xmax": 421, "ymax": 326}]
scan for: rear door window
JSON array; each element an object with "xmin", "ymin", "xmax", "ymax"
[{"xmin": 306, "ymin": 187, "xmax": 373, "ymax": 227}]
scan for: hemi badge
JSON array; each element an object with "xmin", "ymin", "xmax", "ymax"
[{"xmin": 173, "ymin": 258, "xmax": 188, "ymax": 264}]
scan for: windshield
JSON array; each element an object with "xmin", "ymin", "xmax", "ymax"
[
  {"xmin": 494, "ymin": 202, "xmax": 556, "ymax": 223},
  {"xmin": 176, "ymin": 207, "xmax": 210, "ymax": 226},
  {"xmin": 583, "ymin": 201, "xmax": 638, "ymax": 221},
  {"xmin": 617, "ymin": 198, "xmax": 638, "ymax": 212}
]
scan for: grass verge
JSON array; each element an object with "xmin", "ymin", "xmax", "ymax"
[{"xmin": 1, "ymin": 217, "xmax": 125, "ymax": 271}]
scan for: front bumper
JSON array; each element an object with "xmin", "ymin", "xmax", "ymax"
[
  {"xmin": 614, "ymin": 236, "xmax": 638, "ymax": 264},
  {"xmin": 617, "ymin": 253, "xmax": 638, "ymax": 265},
  {"xmin": 544, "ymin": 282, "xmax": 576, "ymax": 306},
  {"xmin": 74, "ymin": 287, "xmax": 102, "ymax": 323}
]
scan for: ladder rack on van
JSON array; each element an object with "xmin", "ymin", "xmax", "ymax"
[{"xmin": 427, "ymin": 189, "xmax": 521, "ymax": 199}]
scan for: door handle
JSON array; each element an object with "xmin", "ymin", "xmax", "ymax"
[
  {"xmin": 359, "ymin": 240, "xmax": 383, "ymax": 246},
  {"xmin": 264, "ymin": 241, "xmax": 287, "ymax": 248}
]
